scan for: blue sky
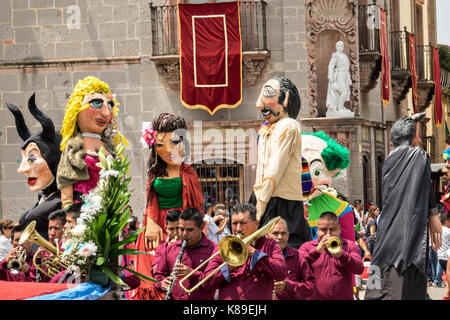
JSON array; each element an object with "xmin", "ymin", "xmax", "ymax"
[{"xmin": 437, "ymin": 0, "xmax": 450, "ymax": 45}]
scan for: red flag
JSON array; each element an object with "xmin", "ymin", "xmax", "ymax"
[
  {"xmin": 433, "ymin": 47, "xmax": 443, "ymax": 126},
  {"xmin": 379, "ymin": 8, "xmax": 390, "ymax": 105},
  {"xmin": 178, "ymin": 2, "xmax": 242, "ymax": 115},
  {"xmin": 409, "ymin": 32, "xmax": 418, "ymax": 113}
]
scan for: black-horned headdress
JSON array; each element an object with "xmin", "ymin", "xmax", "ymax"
[{"xmin": 6, "ymin": 93, "xmax": 62, "ymax": 178}]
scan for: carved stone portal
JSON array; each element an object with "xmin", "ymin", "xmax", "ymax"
[{"xmin": 306, "ymin": 0, "xmax": 360, "ymax": 117}]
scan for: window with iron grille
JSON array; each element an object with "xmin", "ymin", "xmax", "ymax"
[{"xmin": 191, "ymin": 159, "xmax": 244, "ymax": 209}]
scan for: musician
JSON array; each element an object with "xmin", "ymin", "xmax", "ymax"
[
  {"xmin": 299, "ymin": 211, "xmax": 363, "ymax": 300},
  {"xmin": 268, "ymin": 218, "xmax": 315, "ymax": 300},
  {"xmin": 152, "ymin": 209, "xmax": 181, "ymax": 274},
  {"xmin": 63, "ymin": 202, "xmax": 83, "ymax": 241},
  {"xmin": 201, "ymin": 203, "xmax": 287, "ymax": 300},
  {"xmin": 153, "ymin": 208, "xmax": 217, "ymax": 300},
  {"xmin": 0, "ymin": 224, "xmax": 35, "ymax": 281},
  {"xmin": 33, "ymin": 209, "xmax": 67, "ymax": 283}
]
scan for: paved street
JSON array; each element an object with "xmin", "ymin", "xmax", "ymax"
[{"xmin": 358, "ymin": 284, "xmax": 446, "ymax": 300}]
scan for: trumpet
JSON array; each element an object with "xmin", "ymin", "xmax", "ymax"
[
  {"xmin": 179, "ymin": 216, "xmax": 281, "ymax": 294},
  {"xmin": 7, "ymin": 246, "xmax": 26, "ymax": 275},
  {"xmin": 19, "ymin": 221, "xmax": 69, "ymax": 279},
  {"xmin": 326, "ymin": 236, "xmax": 343, "ymax": 255}
]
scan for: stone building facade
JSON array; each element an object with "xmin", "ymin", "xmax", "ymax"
[{"xmin": 0, "ymin": 0, "xmax": 445, "ymax": 223}]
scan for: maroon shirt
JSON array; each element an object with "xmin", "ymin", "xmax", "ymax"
[
  {"xmin": 153, "ymin": 236, "xmax": 217, "ymax": 300},
  {"xmin": 299, "ymin": 238, "xmax": 364, "ymax": 300},
  {"xmin": 274, "ymin": 245, "xmax": 316, "ymax": 300},
  {"xmin": 201, "ymin": 236, "xmax": 287, "ymax": 300},
  {"xmin": 0, "ymin": 254, "xmax": 37, "ymax": 282}
]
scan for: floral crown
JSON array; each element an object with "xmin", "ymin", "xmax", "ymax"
[{"xmin": 141, "ymin": 122, "xmax": 158, "ymax": 148}]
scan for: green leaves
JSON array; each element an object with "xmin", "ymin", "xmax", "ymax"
[{"xmin": 80, "ymin": 145, "xmax": 153, "ymax": 287}]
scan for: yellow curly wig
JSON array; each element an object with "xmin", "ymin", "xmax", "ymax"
[{"xmin": 60, "ymin": 76, "xmax": 128, "ymax": 151}]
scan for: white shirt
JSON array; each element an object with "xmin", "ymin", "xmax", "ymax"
[
  {"xmin": 0, "ymin": 235, "xmax": 13, "ymax": 261},
  {"xmin": 437, "ymin": 226, "xmax": 450, "ymax": 261}
]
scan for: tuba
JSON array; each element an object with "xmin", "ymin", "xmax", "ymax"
[
  {"xmin": 179, "ymin": 216, "xmax": 281, "ymax": 294},
  {"xmin": 7, "ymin": 246, "xmax": 26, "ymax": 275},
  {"xmin": 19, "ymin": 221, "xmax": 69, "ymax": 278},
  {"xmin": 326, "ymin": 236, "xmax": 343, "ymax": 255}
]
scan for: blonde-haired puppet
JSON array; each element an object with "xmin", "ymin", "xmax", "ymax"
[{"xmin": 57, "ymin": 76, "xmax": 128, "ymax": 209}]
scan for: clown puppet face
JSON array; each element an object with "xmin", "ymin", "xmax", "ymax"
[{"xmin": 302, "ymin": 135, "xmax": 340, "ymax": 199}]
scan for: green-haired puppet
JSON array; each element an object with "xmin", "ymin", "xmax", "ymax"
[{"xmin": 301, "ymin": 131, "xmax": 355, "ymax": 242}]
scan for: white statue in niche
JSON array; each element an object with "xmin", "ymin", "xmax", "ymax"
[{"xmin": 326, "ymin": 41, "xmax": 354, "ymax": 118}]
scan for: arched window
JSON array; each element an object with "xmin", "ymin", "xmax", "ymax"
[{"xmin": 191, "ymin": 159, "xmax": 244, "ymax": 209}]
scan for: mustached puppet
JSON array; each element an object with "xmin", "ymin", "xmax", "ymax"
[
  {"xmin": 301, "ymin": 131, "xmax": 355, "ymax": 242},
  {"xmin": 251, "ymin": 76, "xmax": 311, "ymax": 249},
  {"xmin": 57, "ymin": 76, "xmax": 128, "ymax": 209},
  {"xmin": 131, "ymin": 113, "xmax": 203, "ymax": 300},
  {"xmin": 6, "ymin": 94, "xmax": 62, "ymax": 240}
]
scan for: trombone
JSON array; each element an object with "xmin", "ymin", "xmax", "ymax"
[{"xmin": 179, "ymin": 216, "xmax": 281, "ymax": 294}]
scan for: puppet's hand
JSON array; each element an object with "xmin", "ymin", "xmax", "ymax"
[
  {"xmin": 255, "ymin": 201, "xmax": 267, "ymax": 221},
  {"xmin": 145, "ymin": 218, "xmax": 164, "ymax": 251},
  {"xmin": 428, "ymin": 214, "xmax": 442, "ymax": 251}
]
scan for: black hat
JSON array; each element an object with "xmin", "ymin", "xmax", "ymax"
[{"xmin": 6, "ymin": 93, "xmax": 62, "ymax": 179}]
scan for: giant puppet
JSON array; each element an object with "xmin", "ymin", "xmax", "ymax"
[
  {"xmin": 365, "ymin": 113, "xmax": 442, "ymax": 300},
  {"xmin": 131, "ymin": 113, "xmax": 204, "ymax": 300},
  {"xmin": 56, "ymin": 76, "xmax": 128, "ymax": 209},
  {"xmin": 250, "ymin": 76, "xmax": 311, "ymax": 249},
  {"xmin": 6, "ymin": 94, "xmax": 62, "ymax": 240},
  {"xmin": 301, "ymin": 131, "xmax": 355, "ymax": 242}
]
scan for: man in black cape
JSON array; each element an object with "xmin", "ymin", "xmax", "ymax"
[{"xmin": 365, "ymin": 112, "xmax": 442, "ymax": 300}]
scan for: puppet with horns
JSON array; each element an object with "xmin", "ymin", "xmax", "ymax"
[{"xmin": 6, "ymin": 94, "xmax": 62, "ymax": 240}]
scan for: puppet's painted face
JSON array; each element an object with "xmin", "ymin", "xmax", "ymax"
[
  {"xmin": 256, "ymin": 78, "xmax": 288, "ymax": 124},
  {"xmin": 302, "ymin": 135, "xmax": 339, "ymax": 199},
  {"xmin": 17, "ymin": 142, "xmax": 55, "ymax": 192},
  {"xmin": 77, "ymin": 93, "xmax": 114, "ymax": 134},
  {"xmin": 154, "ymin": 132, "xmax": 184, "ymax": 167}
]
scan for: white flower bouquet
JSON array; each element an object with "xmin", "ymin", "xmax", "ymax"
[{"xmin": 62, "ymin": 144, "xmax": 155, "ymax": 286}]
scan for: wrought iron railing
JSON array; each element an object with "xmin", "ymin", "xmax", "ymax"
[
  {"xmin": 358, "ymin": 4, "xmax": 380, "ymax": 53},
  {"xmin": 441, "ymin": 68, "xmax": 450, "ymax": 90},
  {"xmin": 192, "ymin": 160, "xmax": 244, "ymax": 209},
  {"xmin": 390, "ymin": 30, "xmax": 410, "ymax": 72},
  {"xmin": 149, "ymin": 1, "xmax": 267, "ymax": 57},
  {"xmin": 416, "ymin": 45, "xmax": 434, "ymax": 81}
]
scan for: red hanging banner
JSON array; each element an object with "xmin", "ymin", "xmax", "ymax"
[
  {"xmin": 379, "ymin": 8, "xmax": 390, "ymax": 105},
  {"xmin": 178, "ymin": 2, "xmax": 242, "ymax": 115},
  {"xmin": 409, "ymin": 32, "xmax": 418, "ymax": 113},
  {"xmin": 433, "ymin": 46, "xmax": 443, "ymax": 126}
]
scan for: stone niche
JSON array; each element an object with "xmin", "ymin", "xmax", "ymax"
[
  {"xmin": 306, "ymin": 0, "xmax": 360, "ymax": 118},
  {"xmin": 315, "ymin": 30, "xmax": 351, "ymax": 117}
]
